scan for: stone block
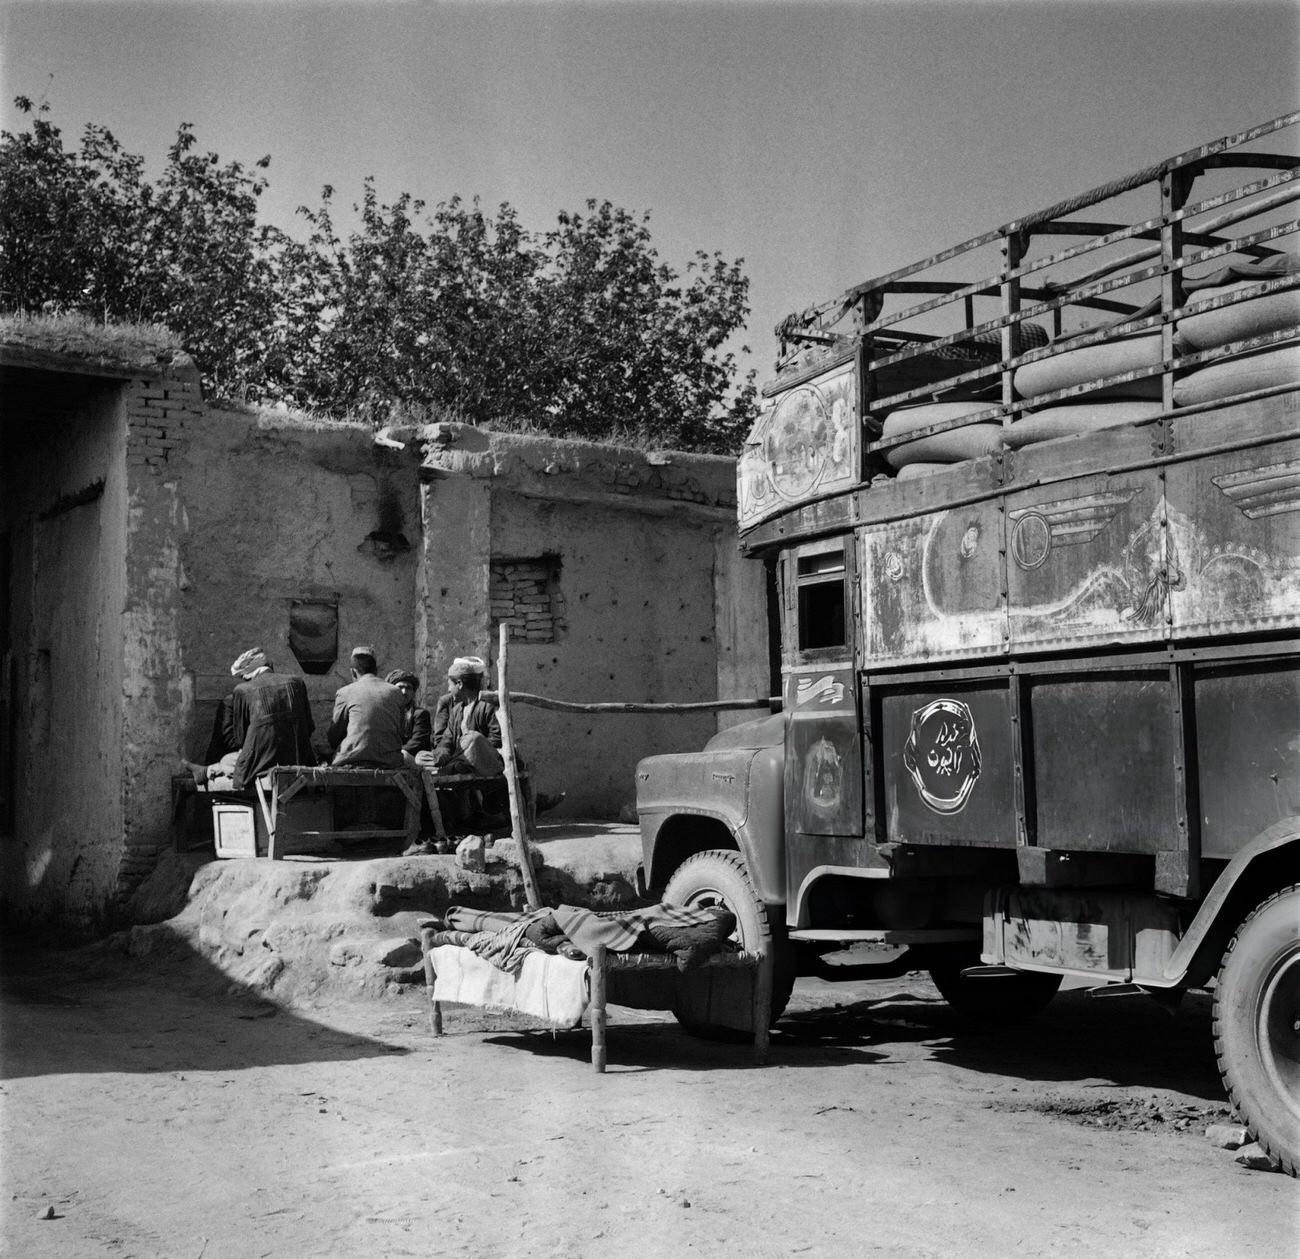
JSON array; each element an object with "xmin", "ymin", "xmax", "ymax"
[
  {"xmin": 456, "ymin": 833, "xmax": 487, "ymax": 872},
  {"xmin": 1233, "ymin": 1143, "xmax": 1281, "ymax": 1171},
  {"xmin": 1205, "ymin": 1122, "xmax": 1250, "ymax": 1149}
]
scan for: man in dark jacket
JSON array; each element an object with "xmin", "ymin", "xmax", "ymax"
[
  {"xmin": 188, "ymin": 648, "xmax": 315, "ymax": 791},
  {"xmin": 426, "ymin": 656, "xmax": 504, "ymax": 776},
  {"xmin": 385, "ymin": 668, "xmax": 433, "ymax": 759},
  {"xmin": 328, "ymin": 646, "xmax": 405, "ymax": 769}
]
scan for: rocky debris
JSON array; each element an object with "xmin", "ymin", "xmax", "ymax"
[
  {"xmin": 996, "ymin": 1093, "xmax": 1232, "ymax": 1134},
  {"xmin": 1205, "ymin": 1122, "xmax": 1250, "ymax": 1150},
  {"xmin": 1234, "ymin": 1143, "xmax": 1282, "ymax": 1172}
]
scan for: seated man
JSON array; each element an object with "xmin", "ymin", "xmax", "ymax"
[
  {"xmin": 419, "ymin": 655, "xmax": 506, "ymax": 831},
  {"xmin": 328, "ymin": 646, "xmax": 406, "ymax": 769},
  {"xmin": 424, "ymin": 656, "xmax": 505, "ymax": 777},
  {"xmin": 385, "ymin": 668, "xmax": 433, "ymax": 762},
  {"xmin": 187, "ymin": 648, "xmax": 315, "ymax": 792}
]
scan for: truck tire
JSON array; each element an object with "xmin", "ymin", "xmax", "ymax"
[
  {"xmin": 663, "ymin": 849, "xmax": 795, "ymax": 1039},
  {"xmin": 927, "ymin": 951, "xmax": 1062, "ymax": 1022},
  {"xmin": 1213, "ymin": 884, "xmax": 1300, "ymax": 1176}
]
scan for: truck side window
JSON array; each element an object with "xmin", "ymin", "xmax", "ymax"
[{"xmin": 796, "ymin": 549, "xmax": 846, "ymax": 651}]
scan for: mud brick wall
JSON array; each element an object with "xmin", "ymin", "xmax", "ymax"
[
  {"xmin": 419, "ymin": 425, "xmax": 768, "ymax": 817},
  {"xmin": 490, "ymin": 558, "xmax": 567, "ymax": 643},
  {"xmin": 121, "ymin": 375, "xmax": 205, "ymax": 901},
  {"xmin": 1, "ymin": 358, "xmax": 768, "ymax": 925}
]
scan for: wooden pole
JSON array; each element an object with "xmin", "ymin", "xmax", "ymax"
[
  {"xmin": 496, "ymin": 623, "xmax": 544, "ymax": 911},
  {"xmin": 590, "ymin": 944, "xmax": 608, "ymax": 1073},
  {"xmin": 419, "ymin": 926, "xmax": 443, "ymax": 1037}
]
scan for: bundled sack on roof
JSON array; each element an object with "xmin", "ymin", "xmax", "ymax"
[
  {"xmin": 1004, "ymin": 400, "xmax": 1165, "ymax": 449},
  {"xmin": 1175, "ymin": 252, "xmax": 1300, "ymax": 352},
  {"xmin": 879, "ymin": 401, "xmax": 1005, "ymax": 469},
  {"xmin": 894, "ymin": 461, "xmax": 953, "ymax": 481},
  {"xmin": 1013, "ymin": 331, "xmax": 1163, "ymax": 402},
  {"xmin": 1173, "ymin": 341, "xmax": 1300, "ymax": 407}
]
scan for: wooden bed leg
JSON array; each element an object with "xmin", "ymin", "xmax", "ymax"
[
  {"xmin": 752, "ymin": 952, "xmax": 772, "ymax": 1066},
  {"xmin": 420, "ymin": 927, "xmax": 443, "ymax": 1037},
  {"xmin": 590, "ymin": 944, "xmax": 608, "ymax": 1073}
]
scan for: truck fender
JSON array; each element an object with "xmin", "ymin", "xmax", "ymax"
[
  {"xmin": 1157, "ymin": 815, "xmax": 1300, "ymax": 988},
  {"xmin": 643, "ymin": 808, "xmax": 782, "ymax": 906}
]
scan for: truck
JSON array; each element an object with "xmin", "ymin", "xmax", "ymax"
[{"xmin": 636, "ymin": 112, "xmax": 1300, "ymax": 1174}]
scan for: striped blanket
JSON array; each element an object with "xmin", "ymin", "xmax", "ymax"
[{"xmin": 438, "ymin": 903, "xmax": 735, "ymax": 975}]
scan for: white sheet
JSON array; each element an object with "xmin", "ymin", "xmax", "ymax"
[{"xmin": 431, "ymin": 944, "xmax": 590, "ymax": 1029}]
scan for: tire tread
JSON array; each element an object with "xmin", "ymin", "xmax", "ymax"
[{"xmin": 1212, "ymin": 882, "xmax": 1300, "ymax": 1177}]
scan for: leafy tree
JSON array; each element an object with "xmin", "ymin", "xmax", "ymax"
[
  {"xmin": 0, "ymin": 98, "xmax": 283, "ymax": 400},
  {"xmin": 0, "ymin": 99, "xmax": 758, "ymax": 453}
]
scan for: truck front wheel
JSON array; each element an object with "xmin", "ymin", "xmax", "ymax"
[
  {"xmin": 1213, "ymin": 884, "xmax": 1300, "ymax": 1176},
  {"xmin": 663, "ymin": 849, "xmax": 795, "ymax": 1039}
]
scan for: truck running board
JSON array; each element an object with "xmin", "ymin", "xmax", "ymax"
[
  {"xmin": 789, "ymin": 927, "xmax": 980, "ymax": 945},
  {"xmin": 1086, "ymin": 982, "xmax": 1149, "ymax": 998}
]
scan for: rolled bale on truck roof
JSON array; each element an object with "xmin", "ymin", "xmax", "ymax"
[{"xmin": 637, "ymin": 113, "xmax": 1300, "ymax": 1175}]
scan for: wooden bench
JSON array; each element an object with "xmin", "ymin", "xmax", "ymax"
[
  {"xmin": 418, "ymin": 768, "xmax": 534, "ymax": 842},
  {"xmin": 418, "ymin": 926, "xmax": 772, "ymax": 1071},
  {"xmin": 254, "ymin": 765, "xmax": 422, "ymax": 859}
]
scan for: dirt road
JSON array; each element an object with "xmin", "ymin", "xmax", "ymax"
[{"xmin": 2, "ymin": 945, "xmax": 1295, "ymax": 1259}]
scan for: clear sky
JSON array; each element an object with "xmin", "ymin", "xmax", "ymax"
[{"xmin": 3, "ymin": 0, "xmax": 1297, "ymax": 384}]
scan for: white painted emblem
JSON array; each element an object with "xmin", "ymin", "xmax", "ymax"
[{"xmin": 795, "ymin": 675, "xmax": 847, "ymax": 706}]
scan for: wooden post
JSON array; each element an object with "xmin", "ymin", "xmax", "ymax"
[
  {"xmin": 590, "ymin": 944, "xmax": 608, "ymax": 1073},
  {"xmin": 496, "ymin": 623, "xmax": 543, "ymax": 911},
  {"xmin": 420, "ymin": 926, "xmax": 443, "ymax": 1037},
  {"xmin": 752, "ymin": 952, "xmax": 773, "ymax": 1066}
]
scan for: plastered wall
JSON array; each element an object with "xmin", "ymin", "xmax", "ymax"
[
  {"xmin": 417, "ymin": 425, "xmax": 768, "ymax": 817},
  {"xmin": 177, "ymin": 409, "xmax": 421, "ymax": 756},
  {"xmin": 1, "ymin": 374, "xmax": 128, "ymax": 926}
]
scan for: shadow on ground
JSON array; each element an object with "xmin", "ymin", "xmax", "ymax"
[
  {"xmin": 0, "ymin": 937, "xmax": 408, "ymax": 1081},
  {"xmin": 772, "ymin": 983, "xmax": 1225, "ymax": 1101},
  {"xmin": 478, "ymin": 1018, "xmax": 886, "ymax": 1073}
]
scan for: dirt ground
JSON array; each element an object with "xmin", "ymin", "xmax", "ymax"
[{"xmin": 3, "ymin": 936, "xmax": 1297, "ymax": 1259}]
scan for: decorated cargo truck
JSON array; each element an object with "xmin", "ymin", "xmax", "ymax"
[{"xmin": 636, "ymin": 113, "xmax": 1300, "ymax": 1173}]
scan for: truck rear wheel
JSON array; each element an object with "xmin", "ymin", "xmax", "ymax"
[
  {"xmin": 1213, "ymin": 884, "xmax": 1300, "ymax": 1176},
  {"xmin": 927, "ymin": 951, "xmax": 1062, "ymax": 1022},
  {"xmin": 663, "ymin": 849, "xmax": 795, "ymax": 1040}
]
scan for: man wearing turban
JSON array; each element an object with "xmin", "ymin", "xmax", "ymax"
[{"xmin": 187, "ymin": 648, "xmax": 315, "ymax": 791}]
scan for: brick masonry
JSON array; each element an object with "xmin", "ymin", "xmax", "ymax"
[{"xmin": 490, "ymin": 556, "xmax": 567, "ymax": 643}]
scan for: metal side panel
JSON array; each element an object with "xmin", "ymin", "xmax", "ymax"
[
  {"xmin": 859, "ymin": 500, "xmax": 1007, "ymax": 665},
  {"xmin": 1166, "ymin": 434, "xmax": 1300, "ymax": 638},
  {"xmin": 1029, "ymin": 672, "xmax": 1177, "ymax": 854},
  {"xmin": 1005, "ymin": 468, "xmax": 1169, "ymax": 652},
  {"xmin": 879, "ymin": 680, "xmax": 1017, "ymax": 847},
  {"xmin": 1194, "ymin": 659, "xmax": 1300, "ymax": 860}
]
